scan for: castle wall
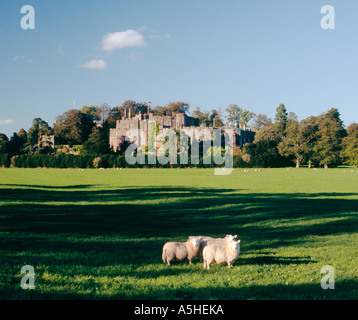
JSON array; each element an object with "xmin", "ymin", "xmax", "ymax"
[{"xmin": 110, "ymin": 113, "xmax": 255, "ymax": 152}]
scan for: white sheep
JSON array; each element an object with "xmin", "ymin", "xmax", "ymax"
[
  {"xmin": 198, "ymin": 235, "xmax": 237, "ymax": 261},
  {"xmin": 203, "ymin": 237, "xmax": 241, "ymax": 270},
  {"xmin": 162, "ymin": 237, "xmax": 200, "ymax": 266}
]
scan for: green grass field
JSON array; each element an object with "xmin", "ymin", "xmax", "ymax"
[{"xmin": 0, "ymin": 167, "xmax": 358, "ymax": 300}]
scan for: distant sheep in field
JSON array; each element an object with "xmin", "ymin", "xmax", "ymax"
[
  {"xmin": 162, "ymin": 237, "xmax": 200, "ymax": 266},
  {"xmin": 203, "ymin": 237, "xmax": 241, "ymax": 270}
]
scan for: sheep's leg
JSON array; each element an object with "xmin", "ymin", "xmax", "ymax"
[{"xmin": 204, "ymin": 259, "xmax": 210, "ymax": 270}]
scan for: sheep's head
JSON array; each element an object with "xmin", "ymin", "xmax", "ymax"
[
  {"xmin": 225, "ymin": 234, "xmax": 238, "ymax": 242},
  {"xmin": 190, "ymin": 237, "xmax": 200, "ymax": 247},
  {"xmin": 231, "ymin": 239, "xmax": 241, "ymax": 250}
]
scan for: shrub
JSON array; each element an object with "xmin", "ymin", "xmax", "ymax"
[{"xmin": 93, "ymin": 157, "xmax": 102, "ymax": 169}]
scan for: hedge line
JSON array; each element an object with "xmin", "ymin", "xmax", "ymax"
[{"xmin": 0, "ymin": 154, "xmax": 252, "ymax": 169}]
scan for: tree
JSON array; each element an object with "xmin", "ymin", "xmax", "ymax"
[
  {"xmin": 82, "ymin": 127, "xmax": 111, "ymax": 155},
  {"xmin": 210, "ymin": 109, "xmax": 224, "ymax": 127},
  {"xmin": 152, "ymin": 105, "xmax": 168, "ymax": 116},
  {"xmin": 135, "ymin": 102, "xmax": 151, "ymax": 115},
  {"xmin": 121, "ymin": 100, "xmax": 137, "ymax": 111},
  {"xmin": 347, "ymin": 123, "xmax": 358, "ymax": 138},
  {"xmin": 192, "ymin": 107, "xmax": 210, "ymax": 126},
  {"xmin": 274, "ymin": 104, "xmax": 288, "ymax": 132},
  {"xmin": 341, "ymin": 123, "xmax": 358, "ymax": 166},
  {"xmin": 96, "ymin": 103, "xmax": 112, "ymax": 125},
  {"xmin": 341, "ymin": 136, "xmax": 358, "ymax": 166},
  {"xmin": 323, "ymin": 108, "xmax": 346, "ymax": 139},
  {"xmin": 312, "ymin": 110, "xmax": 345, "ymax": 168},
  {"xmin": 225, "ymin": 104, "xmax": 241, "ymax": 127},
  {"xmin": 7, "ymin": 129, "xmax": 28, "ymax": 155},
  {"xmin": 253, "ymin": 114, "xmax": 272, "ymax": 130},
  {"xmin": 254, "ymin": 122, "xmax": 278, "ymax": 143},
  {"xmin": 120, "ymin": 100, "xmax": 151, "ymax": 116},
  {"xmin": 278, "ymin": 120, "xmax": 305, "ymax": 168},
  {"xmin": 27, "ymin": 118, "xmax": 52, "ymax": 146},
  {"xmin": 288, "ymin": 112, "xmax": 298, "ymax": 123},
  {"xmin": 0, "ymin": 133, "xmax": 8, "ymax": 154},
  {"xmin": 243, "ymin": 139, "xmax": 284, "ymax": 168},
  {"xmin": 54, "ymin": 109, "xmax": 94, "ymax": 145},
  {"xmin": 107, "ymin": 106, "xmax": 124, "ymax": 127},
  {"xmin": 80, "ymin": 106, "xmax": 100, "ymax": 122},
  {"xmin": 239, "ymin": 109, "xmax": 256, "ymax": 127},
  {"xmin": 166, "ymin": 102, "xmax": 190, "ymax": 116},
  {"xmin": 17, "ymin": 128, "xmax": 28, "ymax": 143},
  {"xmin": 299, "ymin": 116, "xmax": 320, "ymax": 167},
  {"xmin": 325, "ymin": 108, "xmax": 344, "ymax": 128}
]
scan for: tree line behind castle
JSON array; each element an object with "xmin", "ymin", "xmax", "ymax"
[{"xmin": 0, "ymin": 100, "xmax": 357, "ymax": 169}]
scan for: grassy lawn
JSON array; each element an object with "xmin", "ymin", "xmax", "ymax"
[{"xmin": 0, "ymin": 167, "xmax": 357, "ymax": 300}]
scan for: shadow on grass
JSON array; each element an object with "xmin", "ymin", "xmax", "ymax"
[
  {"xmin": 125, "ymin": 279, "xmax": 358, "ymax": 300},
  {"xmin": 1, "ymin": 185, "xmax": 357, "ymax": 239},
  {"xmin": 1, "ymin": 185, "xmax": 357, "ymax": 299},
  {"xmin": 1, "ymin": 185, "xmax": 358, "ymax": 248},
  {"xmin": 239, "ymin": 255, "xmax": 314, "ymax": 266},
  {"xmin": 0, "ymin": 184, "xmax": 95, "ymax": 190},
  {"xmin": 2, "ymin": 280, "xmax": 356, "ymax": 300}
]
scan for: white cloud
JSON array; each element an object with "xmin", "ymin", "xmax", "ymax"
[
  {"xmin": 80, "ymin": 59, "xmax": 108, "ymax": 70},
  {"xmin": 100, "ymin": 29, "xmax": 147, "ymax": 52},
  {"xmin": 12, "ymin": 56, "xmax": 32, "ymax": 63},
  {"xmin": 0, "ymin": 120, "xmax": 15, "ymax": 126}
]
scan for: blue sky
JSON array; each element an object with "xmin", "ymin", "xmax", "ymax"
[{"xmin": 1, "ymin": 0, "xmax": 357, "ymax": 137}]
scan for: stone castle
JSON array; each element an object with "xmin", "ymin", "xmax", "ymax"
[{"xmin": 109, "ymin": 108, "xmax": 256, "ymax": 153}]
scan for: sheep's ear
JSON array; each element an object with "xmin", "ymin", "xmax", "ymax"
[
  {"xmin": 234, "ymin": 235, "xmax": 238, "ymax": 238},
  {"xmin": 237, "ymin": 240, "xmax": 241, "ymax": 244}
]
